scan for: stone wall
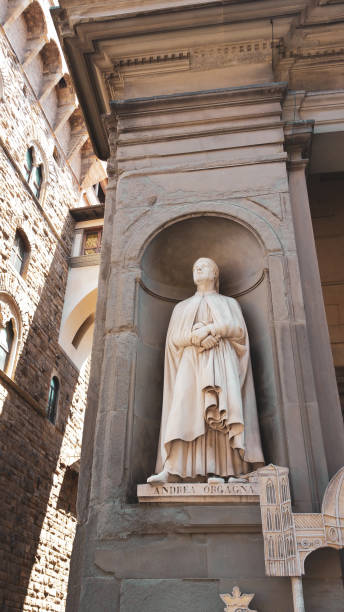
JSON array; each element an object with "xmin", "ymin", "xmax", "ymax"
[
  {"xmin": 0, "ymin": 17, "xmax": 91, "ymax": 612},
  {"xmin": 309, "ymin": 174, "xmax": 344, "ymax": 367}
]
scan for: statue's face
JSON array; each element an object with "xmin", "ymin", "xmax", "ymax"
[{"xmin": 193, "ymin": 258, "xmax": 217, "ymax": 287}]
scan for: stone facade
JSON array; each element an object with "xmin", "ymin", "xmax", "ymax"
[
  {"xmin": 0, "ymin": 2, "xmax": 104, "ymax": 610},
  {"xmin": 54, "ymin": 1, "xmax": 344, "ymax": 611}
]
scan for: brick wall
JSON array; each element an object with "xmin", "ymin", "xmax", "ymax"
[{"xmin": 0, "ymin": 21, "xmax": 90, "ymax": 612}]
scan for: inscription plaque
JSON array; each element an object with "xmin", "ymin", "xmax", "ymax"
[{"xmin": 137, "ymin": 481, "xmax": 260, "ymax": 503}]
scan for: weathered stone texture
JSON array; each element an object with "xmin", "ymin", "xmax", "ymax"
[{"xmin": 0, "ymin": 23, "xmax": 90, "ymax": 612}]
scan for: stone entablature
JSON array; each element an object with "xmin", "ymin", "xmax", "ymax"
[{"xmin": 55, "ymin": 0, "xmax": 344, "ymax": 159}]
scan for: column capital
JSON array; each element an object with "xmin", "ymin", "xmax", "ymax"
[{"xmin": 284, "ymin": 120, "xmax": 314, "ymax": 171}]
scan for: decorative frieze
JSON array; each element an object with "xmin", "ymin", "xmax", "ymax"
[
  {"xmin": 190, "ymin": 40, "xmax": 271, "ymax": 70},
  {"xmin": 104, "ymin": 39, "xmax": 272, "ymax": 98}
]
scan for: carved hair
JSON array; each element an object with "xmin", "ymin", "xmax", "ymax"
[{"xmin": 193, "ymin": 257, "xmax": 220, "ymax": 292}]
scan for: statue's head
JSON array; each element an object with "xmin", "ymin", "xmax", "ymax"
[{"xmin": 193, "ymin": 258, "xmax": 219, "ymax": 292}]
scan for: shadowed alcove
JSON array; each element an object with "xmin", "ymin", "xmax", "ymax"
[{"xmin": 128, "ymin": 215, "xmax": 279, "ymax": 498}]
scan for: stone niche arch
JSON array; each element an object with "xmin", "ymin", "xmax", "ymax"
[{"xmin": 128, "ymin": 214, "xmax": 282, "ymax": 496}]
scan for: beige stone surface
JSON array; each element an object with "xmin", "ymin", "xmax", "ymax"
[
  {"xmin": 138, "ymin": 481, "xmax": 260, "ymax": 503},
  {"xmin": 220, "ymin": 586, "xmax": 257, "ymax": 612},
  {"xmin": 51, "ymin": 2, "xmax": 344, "ymax": 611}
]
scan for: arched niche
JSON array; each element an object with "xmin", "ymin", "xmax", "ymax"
[
  {"xmin": 128, "ymin": 215, "xmax": 278, "ymax": 497},
  {"xmin": 303, "ymin": 547, "xmax": 344, "ymax": 610},
  {"xmin": 141, "ymin": 216, "xmax": 264, "ymax": 300}
]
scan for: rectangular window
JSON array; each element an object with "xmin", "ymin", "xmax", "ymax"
[{"xmin": 82, "ymin": 228, "xmax": 102, "ymax": 255}]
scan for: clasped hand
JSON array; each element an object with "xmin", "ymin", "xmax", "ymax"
[{"xmin": 191, "ymin": 323, "xmax": 220, "ymax": 352}]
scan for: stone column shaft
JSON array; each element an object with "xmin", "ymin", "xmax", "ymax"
[{"xmin": 291, "ymin": 577, "xmax": 305, "ymax": 612}]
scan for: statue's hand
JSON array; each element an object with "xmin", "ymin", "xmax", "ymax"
[
  {"xmin": 200, "ymin": 335, "xmax": 219, "ymax": 351},
  {"xmin": 191, "ymin": 325, "xmax": 211, "ymax": 346}
]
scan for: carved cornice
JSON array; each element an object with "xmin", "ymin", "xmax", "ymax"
[
  {"xmin": 110, "ymin": 82, "xmax": 288, "ymax": 115},
  {"xmin": 104, "ymin": 39, "xmax": 272, "ymax": 99},
  {"xmin": 53, "ymin": 0, "xmax": 342, "ymax": 158}
]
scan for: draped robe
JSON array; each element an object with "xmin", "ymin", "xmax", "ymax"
[{"xmin": 155, "ymin": 291, "xmax": 264, "ymax": 478}]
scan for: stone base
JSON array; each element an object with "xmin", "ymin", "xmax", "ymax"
[{"xmin": 137, "ymin": 481, "xmax": 259, "ymax": 503}]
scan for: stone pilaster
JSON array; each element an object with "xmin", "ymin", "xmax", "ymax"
[{"xmin": 285, "ymin": 120, "xmax": 344, "ymax": 485}]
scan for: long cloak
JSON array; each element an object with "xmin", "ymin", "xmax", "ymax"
[{"xmin": 155, "ymin": 291, "xmax": 264, "ymax": 476}]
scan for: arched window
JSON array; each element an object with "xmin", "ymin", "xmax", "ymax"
[
  {"xmin": 10, "ymin": 230, "xmax": 29, "ymax": 276},
  {"xmin": 32, "ymin": 164, "xmax": 43, "ymax": 199},
  {"xmin": 47, "ymin": 376, "xmax": 59, "ymax": 424},
  {"xmin": 0, "ymin": 319, "xmax": 14, "ymax": 372},
  {"xmin": 23, "ymin": 146, "xmax": 44, "ymax": 199},
  {"xmin": 281, "ymin": 478, "xmax": 289, "ymax": 502},
  {"xmin": 0, "ymin": 296, "xmax": 21, "ymax": 377},
  {"xmin": 24, "ymin": 146, "xmax": 34, "ymax": 182},
  {"xmin": 266, "ymin": 509, "xmax": 272, "ymax": 531},
  {"xmin": 266, "ymin": 480, "xmax": 276, "ymax": 505}
]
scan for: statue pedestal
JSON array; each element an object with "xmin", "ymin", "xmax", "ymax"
[{"xmin": 137, "ymin": 481, "xmax": 259, "ymax": 504}]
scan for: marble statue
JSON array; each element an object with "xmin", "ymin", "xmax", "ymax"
[{"xmin": 147, "ymin": 257, "xmax": 264, "ymax": 484}]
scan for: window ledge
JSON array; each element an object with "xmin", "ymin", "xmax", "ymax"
[{"xmin": 69, "ymin": 253, "xmax": 101, "ymax": 268}]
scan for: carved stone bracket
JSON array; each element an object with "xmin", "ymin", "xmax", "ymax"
[{"xmin": 284, "ymin": 120, "xmax": 314, "ymax": 171}]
